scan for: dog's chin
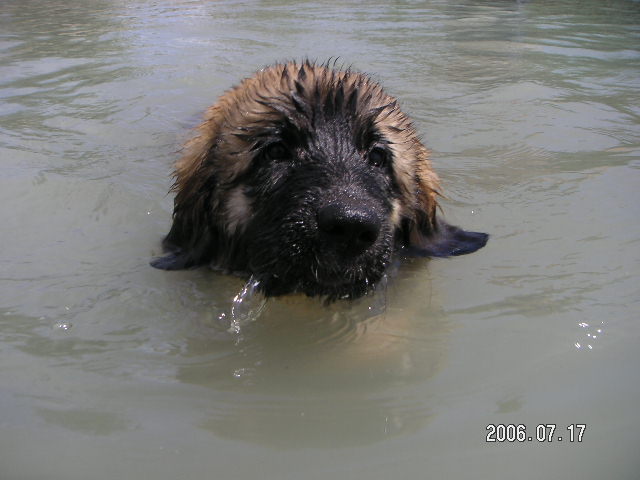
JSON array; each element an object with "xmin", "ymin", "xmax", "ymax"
[
  {"xmin": 303, "ymin": 275, "xmax": 376, "ymax": 301},
  {"xmin": 254, "ymin": 266, "xmax": 383, "ymax": 301},
  {"xmin": 259, "ymin": 276, "xmax": 376, "ymax": 302},
  {"xmin": 247, "ymin": 231, "xmax": 394, "ymax": 301}
]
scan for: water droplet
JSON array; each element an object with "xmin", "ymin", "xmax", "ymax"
[
  {"xmin": 227, "ymin": 276, "xmax": 266, "ymax": 334},
  {"xmin": 232, "ymin": 367, "xmax": 255, "ymax": 378}
]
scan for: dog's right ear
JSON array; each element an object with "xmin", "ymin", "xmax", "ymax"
[
  {"xmin": 151, "ymin": 105, "xmax": 225, "ymax": 270},
  {"xmin": 150, "ymin": 251, "xmax": 193, "ymax": 270},
  {"xmin": 150, "ymin": 189, "xmax": 220, "ymax": 270}
]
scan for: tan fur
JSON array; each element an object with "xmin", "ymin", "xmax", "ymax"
[
  {"xmin": 170, "ymin": 61, "xmax": 441, "ymax": 236},
  {"xmin": 224, "ymin": 186, "xmax": 252, "ymax": 234},
  {"xmin": 390, "ymin": 198, "xmax": 402, "ymax": 228}
]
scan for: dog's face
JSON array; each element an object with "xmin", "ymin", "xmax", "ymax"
[
  {"xmin": 152, "ymin": 62, "xmax": 488, "ymax": 300},
  {"xmin": 240, "ymin": 105, "xmax": 398, "ymax": 299}
]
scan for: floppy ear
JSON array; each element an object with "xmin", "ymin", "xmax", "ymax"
[
  {"xmin": 151, "ymin": 106, "xmax": 224, "ymax": 270},
  {"xmin": 150, "ymin": 250, "xmax": 194, "ymax": 270},
  {"xmin": 405, "ymin": 216, "xmax": 488, "ymax": 257},
  {"xmin": 403, "ymin": 170, "xmax": 488, "ymax": 258},
  {"xmin": 150, "ymin": 190, "xmax": 220, "ymax": 270}
]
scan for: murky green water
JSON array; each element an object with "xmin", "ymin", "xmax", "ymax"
[{"xmin": 1, "ymin": 1, "xmax": 639, "ymax": 478}]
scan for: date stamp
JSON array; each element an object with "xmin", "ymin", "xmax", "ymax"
[{"xmin": 486, "ymin": 424, "xmax": 586, "ymax": 443}]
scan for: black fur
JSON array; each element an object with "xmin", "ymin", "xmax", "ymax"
[
  {"xmin": 152, "ymin": 63, "xmax": 488, "ymax": 300},
  {"xmin": 242, "ymin": 96, "xmax": 397, "ymax": 299}
]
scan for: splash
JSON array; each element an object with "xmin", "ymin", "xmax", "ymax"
[
  {"xmin": 368, "ymin": 272, "xmax": 389, "ymax": 316},
  {"xmin": 214, "ymin": 269, "xmax": 391, "ymax": 336},
  {"xmin": 226, "ymin": 276, "xmax": 267, "ymax": 334}
]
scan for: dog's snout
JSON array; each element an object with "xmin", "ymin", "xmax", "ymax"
[{"xmin": 317, "ymin": 203, "xmax": 381, "ymax": 254}]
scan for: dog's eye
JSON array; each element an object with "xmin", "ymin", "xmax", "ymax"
[
  {"xmin": 368, "ymin": 147, "xmax": 388, "ymax": 168},
  {"xmin": 264, "ymin": 142, "xmax": 290, "ymax": 161}
]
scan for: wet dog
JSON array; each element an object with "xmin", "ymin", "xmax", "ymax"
[{"xmin": 151, "ymin": 61, "xmax": 488, "ymax": 300}]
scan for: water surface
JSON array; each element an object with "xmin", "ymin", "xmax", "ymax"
[{"xmin": 1, "ymin": 1, "xmax": 639, "ymax": 479}]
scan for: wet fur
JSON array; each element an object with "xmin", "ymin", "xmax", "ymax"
[{"xmin": 152, "ymin": 61, "xmax": 488, "ymax": 299}]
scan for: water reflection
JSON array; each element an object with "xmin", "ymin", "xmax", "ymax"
[
  {"xmin": 1, "ymin": 0, "xmax": 639, "ymax": 476},
  {"xmin": 175, "ymin": 261, "xmax": 450, "ymax": 448}
]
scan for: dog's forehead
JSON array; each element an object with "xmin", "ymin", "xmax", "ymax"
[
  {"xmin": 223, "ymin": 63, "xmax": 414, "ymax": 151},
  {"xmin": 258, "ymin": 62, "xmax": 394, "ymax": 125},
  {"xmin": 207, "ymin": 62, "xmax": 425, "ymax": 195}
]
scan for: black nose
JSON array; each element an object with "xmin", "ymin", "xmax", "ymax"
[{"xmin": 317, "ymin": 203, "xmax": 381, "ymax": 255}]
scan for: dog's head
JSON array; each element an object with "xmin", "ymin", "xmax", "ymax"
[{"xmin": 152, "ymin": 61, "xmax": 488, "ymax": 299}]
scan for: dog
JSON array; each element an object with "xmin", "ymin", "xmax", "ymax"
[{"xmin": 151, "ymin": 61, "xmax": 488, "ymax": 300}]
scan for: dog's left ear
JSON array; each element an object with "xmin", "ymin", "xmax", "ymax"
[
  {"xmin": 399, "ymin": 144, "xmax": 488, "ymax": 257},
  {"xmin": 403, "ymin": 170, "xmax": 488, "ymax": 257},
  {"xmin": 405, "ymin": 215, "xmax": 488, "ymax": 257}
]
